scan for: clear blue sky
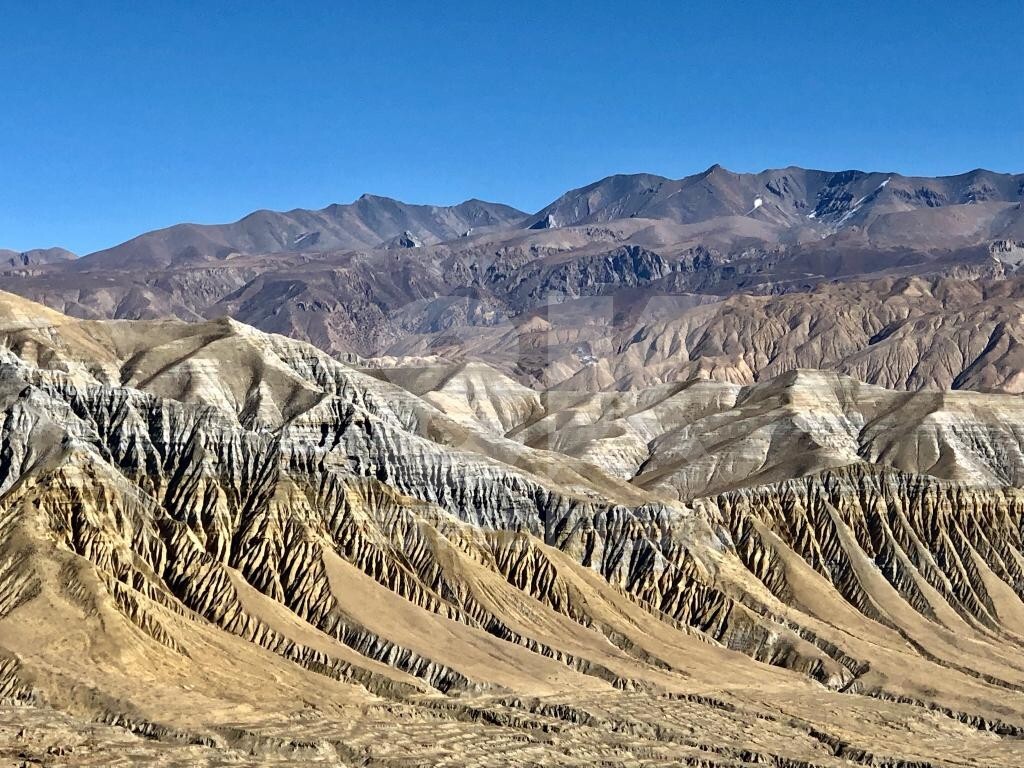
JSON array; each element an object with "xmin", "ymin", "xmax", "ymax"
[{"xmin": 2, "ymin": 1, "xmax": 1022, "ymax": 255}]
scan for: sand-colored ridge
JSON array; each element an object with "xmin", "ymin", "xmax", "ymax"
[{"xmin": 1, "ymin": 294, "xmax": 1024, "ymax": 764}]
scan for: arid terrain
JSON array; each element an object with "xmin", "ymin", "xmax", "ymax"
[
  {"xmin": 3, "ymin": 166, "xmax": 1023, "ymax": 367},
  {"xmin": 3, "ymin": 166, "xmax": 1024, "ymax": 765}
]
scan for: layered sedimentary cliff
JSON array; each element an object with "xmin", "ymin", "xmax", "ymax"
[{"xmin": 2, "ymin": 292, "xmax": 1024, "ymax": 766}]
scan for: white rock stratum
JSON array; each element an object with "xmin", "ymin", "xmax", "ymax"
[{"xmin": 1, "ymin": 291, "xmax": 1024, "ymax": 765}]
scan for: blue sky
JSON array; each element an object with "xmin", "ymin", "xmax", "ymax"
[{"xmin": 2, "ymin": 1, "xmax": 1022, "ymax": 254}]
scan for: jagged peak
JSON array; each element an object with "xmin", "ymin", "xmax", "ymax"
[{"xmin": 700, "ymin": 162, "xmax": 732, "ymax": 176}]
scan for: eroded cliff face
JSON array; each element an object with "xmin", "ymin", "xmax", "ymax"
[
  {"xmin": 383, "ymin": 274, "xmax": 1024, "ymax": 394},
  {"xmin": 1, "ymin": 292, "xmax": 1024, "ymax": 766}
]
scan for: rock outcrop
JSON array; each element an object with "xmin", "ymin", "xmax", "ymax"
[
  {"xmin": 2, "ymin": 165, "xmax": 1023, "ymax": 370},
  {"xmin": 1, "ymin": 292, "xmax": 1024, "ymax": 764}
]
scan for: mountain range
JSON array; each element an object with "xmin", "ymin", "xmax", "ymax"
[
  {"xmin": 5, "ymin": 166, "xmax": 1024, "ymax": 764},
  {"xmin": 78, "ymin": 195, "xmax": 527, "ymax": 269},
  {"xmin": 3, "ymin": 164, "xmax": 1023, "ymax": 379},
  {"xmin": 13, "ymin": 164, "xmax": 1024, "ymax": 264}
]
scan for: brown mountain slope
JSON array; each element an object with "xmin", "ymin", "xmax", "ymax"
[
  {"xmin": 2, "ymin": 294, "xmax": 1024, "ymax": 764},
  {"xmin": 0, "ymin": 246, "xmax": 76, "ymax": 268},
  {"xmin": 0, "ymin": 166, "xmax": 1022, "ymax": 364},
  {"xmin": 527, "ymin": 165, "xmax": 1024, "ymax": 233},
  {"xmin": 79, "ymin": 195, "xmax": 527, "ymax": 269},
  {"xmin": 386, "ymin": 274, "xmax": 1024, "ymax": 393}
]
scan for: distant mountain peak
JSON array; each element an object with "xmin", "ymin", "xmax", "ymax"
[
  {"xmin": 355, "ymin": 192, "xmax": 392, "ymax": 204},
  {"xmin": 60, "ymin": 164, "xmax": 1024, "ymax": 270},
  {"xmin": 526, "ymin": 164, "xmax": 1024, "ymax": 231},
  {"xmin": 79, "ymin": 195, "xmax": 527, "ymax": 267},
  {"xmin": 0, "ymin": 246, "xmax": 77, "ymax": 267}
]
